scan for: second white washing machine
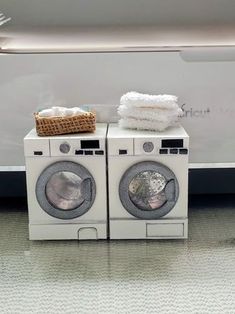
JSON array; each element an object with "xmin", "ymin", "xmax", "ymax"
[
  {"xmin": 24, "ymin": 123, "xmax": 107, "ymax": 240},
  {"xmin": 107, "ymin": 123, "xmax": 189, "ymax": 239}
]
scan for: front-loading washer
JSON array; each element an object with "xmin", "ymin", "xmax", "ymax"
[
  {"xmin": 24, "ymin": 123, "xmax": 107, "ymax": 240},
  {"xmin": 107, "ymin": 123, "xmax": 189, "ymax": 239}
]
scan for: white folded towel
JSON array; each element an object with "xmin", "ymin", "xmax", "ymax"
[
  {"xmin": 121, "ymin": 91, "xmax": 178, "ymax": 109},
  {"xmin": 119, "ymin": 118, "xmax": 178, "ymax": 132},
  {"xmin": 118, "ymin": 105, "xmax": 183, "ymax": 123}
]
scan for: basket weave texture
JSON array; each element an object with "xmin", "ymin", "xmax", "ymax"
[{"xmin": 35, "ymin": 112, "xmax": 96, "ymax": 136}]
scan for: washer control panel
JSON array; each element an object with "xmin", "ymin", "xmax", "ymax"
[
  {"xmin": 49, "ymin": 138, "xmax": 105, "ymax": 156},
  {"xmin": 134, "ymin": 137, "xmax": 189, "ymax": 156}
]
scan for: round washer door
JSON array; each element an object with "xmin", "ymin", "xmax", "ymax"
[
  {"xmin": 36, "ymin": 161, "xmax": 96, "ymax": 219},
  {"xmin": 119, "ymin": 161, "xmax": 179, "ymax": 219}
]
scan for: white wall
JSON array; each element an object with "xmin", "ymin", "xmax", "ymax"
[{"xmin": 1, "ymin": 0, "xmax": 235, "ymax": 28}]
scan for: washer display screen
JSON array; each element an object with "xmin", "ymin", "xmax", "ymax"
[
  {"xmin": 162, "ymin": 139, "xmax": 183, "ymax": 148},
  {"xmin": 45, "ymin": 171, "xmax": 85, "ymax": 210},
  {"xmin": 128, "ymin": 170, "xmax": 167, "ymax": 211},
  {"xmin": 81, "ymin": 140, "xmax": 100, "ymax": 149}
]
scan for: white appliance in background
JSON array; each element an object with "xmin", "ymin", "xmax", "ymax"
[
  {"xmin": 81, "ymin": 104, "xmax": 119, "ymax": 123},
  {"xmin": 1, "ymin": 26, "xmax": 235, "ymax": 169},
  {"xmin": 107, "ymin": 123, "xmax": 189, "ymax": 239},
  {"xmin": 24, "ymin": 123, "xmax": 107, "ymax": 240},
  {"xmin": 0, "ymin": 49, "xmax": 235, "ymax": 169}
]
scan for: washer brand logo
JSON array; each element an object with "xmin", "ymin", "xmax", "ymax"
[{"xmin": 181, "ymin": 104, "xmax": 211, "ymax": 118}]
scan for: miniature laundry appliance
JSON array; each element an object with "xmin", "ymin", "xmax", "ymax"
[
  {"xmin": 107, "ymin": 123, "xmax": 189, "ymax": 239},
  {"xmin": 24, "ymin": 123, "xmax": 107, "ymax": 240}
]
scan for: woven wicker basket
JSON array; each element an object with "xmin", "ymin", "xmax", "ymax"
[{"xmin": 35, "ymin": 111, "xmax": 96, "ymax": 136}]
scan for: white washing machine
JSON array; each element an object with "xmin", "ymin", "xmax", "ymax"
[
  {"xmin": 107, "ymin": 123, "xmax": 189, "ymax": 239},
  {"xmin": 24, "ymin": 123, "xmax": 107, "ymax": 240}
]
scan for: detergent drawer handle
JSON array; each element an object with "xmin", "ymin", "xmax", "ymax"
[
  {"xmin": 81, "ymin": 178, "xmax": 92, "ymax": 201},
  {"xmin": 165, "ymin": 179, "xmax": 176, "ymax": 202}
]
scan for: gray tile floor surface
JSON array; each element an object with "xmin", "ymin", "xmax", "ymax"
[{"xmin": 0, "ymin": 196, "xmax": 234, "ymax": 314}]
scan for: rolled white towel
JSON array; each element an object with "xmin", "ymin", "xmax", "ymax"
[
  {"xmin": 70, "ymin": 107, "xmax": 86, "ymax": 115},
  {"xmin": 38, "ymin": 108, "xmax": 54, "ymax": 117},
  {"xmin": 51, "ymin": 106, "xmax": 63, "ymax": 116},
  {"xmin": 64, "ymin": 108, "xmax": 75, "ymax": 116},
  {"xmin": 119, "ymin": 117, "xmax": 178, "ymax": 132},
  {"xmin": 38, "ymin": 106, "xmax": 86, "ymax": 117},
  {"xmin": 121, "ymin": 91, "xmax": 178, "ymax": 109},
  {"xmin": 118, "ymin": 104, "xmax": 183, "ymax": 123}
]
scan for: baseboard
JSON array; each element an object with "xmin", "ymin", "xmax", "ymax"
[
  {"xmin": 0, "ymin": 168, "xmax": 235, "ymax": 197},
  {"xmin": 0, "ymin": 171, "xmax": 27, "ymax": 197},
  {"xmin": 188, "ymin": 168, "xmax": 235, "ymax": 194}
]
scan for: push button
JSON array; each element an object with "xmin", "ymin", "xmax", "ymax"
[
  {"xmin": 119, "ymin": 149, "xmax": 127, "ymax": 155},
  {"xmin": 179, "ymin": 149, "xmax": 188, "ymax": 155},
  {"xmin": 159, "ymin": 149, "xmax": 168, "ymax": 154},
  {"xmin": 95, "ymin": 150, "xmax": 104, "ymax": 155},
  {"xmin": 85, "ymin": 150, "xmax": 93, "ymax": 155},
  {"xmin": 170, "ymin": 149, "xmax": 178, "ymax": 154},
  {"xmin": 34, "ymin": 151, "xmax": 43, "ymax": 156},
  {"xmin": 75, "ymin": 150, "xmax": 83, "ymax": 155}
]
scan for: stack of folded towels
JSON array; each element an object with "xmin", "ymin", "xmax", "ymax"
[{"xmin": 118, "ymin": 91, "xmax": 183, "ymax": 131}]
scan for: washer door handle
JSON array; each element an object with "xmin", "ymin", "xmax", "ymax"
[
  {"xmin": 165, "ymin": 179, "xmax": 176, "ymax": 202},
  {"xmin": 81, "ymin": 178, "xmax": 92, "ymax": 201}
]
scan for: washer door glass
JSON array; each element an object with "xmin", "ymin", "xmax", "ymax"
[
  {"xmin": 36, "ymin": 161, "xmax": 96, "ymax": 219},
  {"xmin": 128, "ymin": 170, "xmax": 167, "ymax": 210},
  {"xmin": 45, "ymin": 171, "xmax": 85, "ymax": 210},
  {"xmin": 119, "ymin": 161, "xmax": 179, "ymax": 219}
]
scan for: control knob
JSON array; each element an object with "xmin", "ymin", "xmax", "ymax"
[
  {"xmin": 143, "ymin": 142, "xmax": 154, "ymax": 153},
  {"xmin": 59, "ymin": 142, "xmax": 71, "ymax": 154}
]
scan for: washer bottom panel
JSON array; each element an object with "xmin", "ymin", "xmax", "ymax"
[
  {"xmin": 110, "ymin": 219, "xmax": 188, "ymax": 239},
  {"xmin": 29, "ymin": 223, "xmax": 107, "ymax": 240}
]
